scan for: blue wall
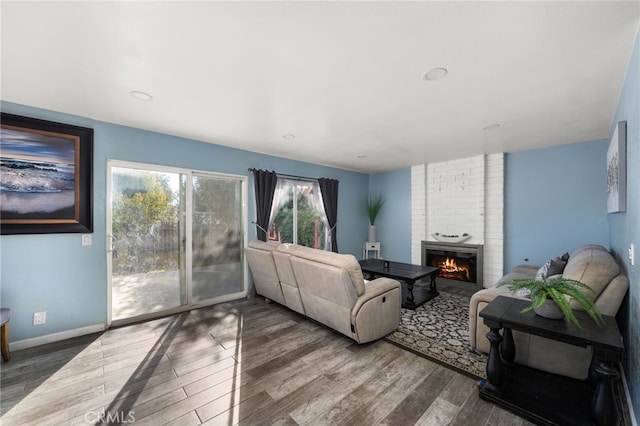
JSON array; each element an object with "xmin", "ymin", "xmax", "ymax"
[
  {"xmin": 503, "ymin": 27, "xmax": 639, "ymax": 420},
  {"xmin": 369, "ymin": 168, "xmax": 412, "ymax": 263},
  {"xmin": 370, "ymin": 142, "xmax": 611, "ymax": 272},
  {"xmin": 0, "ymin": 101, "xmax": 370, "ymax": 342},
  {"xmin": 504, "ymin": 139, "xmax": 610, "ymax": 271},
  {"xmin": 371, "ymin": 146, "xmax": 612, "ymax": 273},
  {"xmin": 608, "ymin": 27, "xmax": 639, "ymax": 423}
]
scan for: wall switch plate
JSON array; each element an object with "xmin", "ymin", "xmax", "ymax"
[
  {"xmin": 82, "ymin": 234, "xmax": 92, "ymax": 246},
  {"xmin": 33, "ymin": 311, "xmax": 46, "ymax": 325},
  {"xmin": 629, "ymin": 243, "xmax": 635, "ymax": 266}
]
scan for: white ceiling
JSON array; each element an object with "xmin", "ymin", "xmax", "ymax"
[{"xmin": 2, "ymin": 1, "xmax": 639, "ymax": 173}]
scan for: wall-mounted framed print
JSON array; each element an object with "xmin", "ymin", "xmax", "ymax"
[
  {"xmin": 1, "ymin": 113, "xmax": 93, "ymax": 234},
  {"xmin": 606, "ymin": 120, "xmax": 627, "ymax": 214}
]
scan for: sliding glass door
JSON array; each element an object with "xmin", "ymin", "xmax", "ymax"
[
  {"xmin": 107, "ymin": 161, "xmax": 246, "ymax": 325},
  {"xmin": 109, "ymin": 166, "xmax": 185, "ymax": 322},
  {"xmin": 191, "ymin": 174, "xmax": 244, "ymax": 301}
]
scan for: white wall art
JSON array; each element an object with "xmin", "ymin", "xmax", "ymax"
[{"xmin": 607, "ymin": 121, "xmax": 627, "ymax": 213}]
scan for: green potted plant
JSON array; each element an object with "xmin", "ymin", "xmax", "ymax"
[
  {"xmin": 366, "ymin": 194, "xmax": 385, "ymax": 242},
  {"xmin": 498, "ymin": 277, "xmax": 604, "ymax": 329}
]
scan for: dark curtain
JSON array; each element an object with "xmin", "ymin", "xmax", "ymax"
[
  {"xmin": 318, "ymin": 178, "xmax": 339, "ymax": 252},
  {"xmin": 252, "ymin": 169, "xmax": 278, "ymax": 241}
]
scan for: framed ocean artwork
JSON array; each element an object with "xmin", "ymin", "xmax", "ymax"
[{"xmin": 1, "ymin": 113, "xmax": 93, "ymax": 234}]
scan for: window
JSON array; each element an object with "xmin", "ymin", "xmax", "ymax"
[{"xmin": 268, "ymin": 179, "xmax": 328, "ymax": 249}]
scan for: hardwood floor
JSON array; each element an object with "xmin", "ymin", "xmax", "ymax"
[{"xmin": 0, "ymin": 297, "xmax": 533, "ymax": 426}]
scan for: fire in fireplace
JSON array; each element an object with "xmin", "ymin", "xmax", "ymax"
[
  {"xmin": 438, "ymin": 256, "xmax": 471, "ymax": 282},
  {"xmin": 422, "ymin": 241, "xmax": 483, "ymax": 290}
]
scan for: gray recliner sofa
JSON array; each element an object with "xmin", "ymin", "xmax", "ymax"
[
  {"xmin": 469, "ymin": 244, "xmax": 629, "ymax": 380},
  {"xmin": 245, "ymin": 240, "xmax": 402, "ymax": 344}
]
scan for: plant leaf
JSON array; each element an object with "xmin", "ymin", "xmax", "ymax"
[
  {"xmin": 366, "ymin": 194, "xmax": 385, "ymax": 225},
  {"xmin": 547, "ymin": 287, "xmax": 581, "ymax": 328},
  {"xmin": 497, "ymin": 276, "xmax": 604, "ymax": 328}
]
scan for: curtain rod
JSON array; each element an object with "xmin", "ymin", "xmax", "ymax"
[{"xmin": 247, "ymin": 168, "xmax": 317, "ymax": 182}]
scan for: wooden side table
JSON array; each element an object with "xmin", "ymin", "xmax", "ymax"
[
  {"xmin": 362, "ymin": 241, "xmax": 381, "ymax": 259},
  {"xmin": 1, "ymin": 308, "xmax": 10, "ymax": 362},
  {"xmin": 478, "ymin": 296, "xmax": 623, "ymax": 426}
]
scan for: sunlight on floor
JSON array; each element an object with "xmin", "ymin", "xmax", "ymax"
[{"xmin": 1, "ymin": 310, "xmax": 246, "ymax": 424}]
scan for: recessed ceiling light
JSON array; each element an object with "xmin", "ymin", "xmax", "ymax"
[
  {"xmin": 423, "ymin": 67, "xmax": 448, "ymax": 81},
  {"xmin": 283, "ymin": 134, "xmax": 295, "ymax": 140},
  {"xmin": 130, "ymin": 91, "xmax": 153, "ymax": 101},
  {"xmin": 483, "ymin": 124, "xmax": 501, "ymax": 131}
]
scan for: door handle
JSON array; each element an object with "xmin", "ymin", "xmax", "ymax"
[{"xmin": 107, "ymin": 235, "xmax": 117, "ymax": 253}]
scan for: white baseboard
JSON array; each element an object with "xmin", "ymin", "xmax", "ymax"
[
  {"xmin": 621, "ymin": 363, "xmax": 638, "ymax": 426},
  {"xmin": 10, "ymin": 323, "xmax": 106, "ymax": 351}
]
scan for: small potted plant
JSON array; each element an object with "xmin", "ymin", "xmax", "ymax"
[
  {"xmin": 366, "ymin": 194, "xmax": 385, "ymax": 242},
  {"xmin": 498, "ymin": 277, "xmax": 604, "ymax": 329}
]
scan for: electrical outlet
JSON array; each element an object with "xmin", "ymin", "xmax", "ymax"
[
  {"xmin": 629, "ymin": 244, "xmax": 635, "ymax": 266},
  {"xmin": 33, "ymin": 311, "xmax": 46, "ymax": 325}
]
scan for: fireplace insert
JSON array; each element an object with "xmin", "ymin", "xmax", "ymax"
[{"xmin": 422, "ymin": 241, "xmax": 483, "ymax": 290}]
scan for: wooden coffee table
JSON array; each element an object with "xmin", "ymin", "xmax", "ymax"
[{"xmin": 359, "ymin": 259, "xmax": 440, "ymax": 309}]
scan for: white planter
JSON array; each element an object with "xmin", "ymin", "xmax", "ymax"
[{"xmin": 368, "ymin": 225, "xmax": 376, "ymax": 242}]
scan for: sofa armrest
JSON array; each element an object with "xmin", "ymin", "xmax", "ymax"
[
  {"xmin": 469, "ymin": 287, "xmax": 512, "ymax": 315},
  {"xmin": 351, "ymin": 278, "xmax": 402, "ymax": 343},
  {"xmin": 362, "ymin": 277, "xmax": 400, "ymax": 296},
  {"xmin": 594, "ymin": 274, "xmax": 629, "ymax": 316},
  {"xmin": 352, "ymin": 278, "xmax": 401, "ymax": 315},
  {"xmin": 468, "ymin": 286, "xmax": 515, "ymax": 351}
]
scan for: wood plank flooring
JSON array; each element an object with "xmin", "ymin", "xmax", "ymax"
[{"xmin": 0, "ymin": 296, "xmax": 533, "ymax": 426}]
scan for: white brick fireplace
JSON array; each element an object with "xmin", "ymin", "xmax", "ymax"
[{"xmin": 411, "ymin": 154, "xmax": 504, "ymax": 288}]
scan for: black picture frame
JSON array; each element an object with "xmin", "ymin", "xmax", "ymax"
[{"xmin": 1, "ymin": 113, "xmax": 93, "ymax": 234}]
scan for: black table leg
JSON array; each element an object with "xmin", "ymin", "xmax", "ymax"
[
  {"xmin": 500, "ymin": 327, "xmax": 515, "ymax": 364},
  {"xmin": 404, "ymin": 279, "xmax": 417, "ymax": 310},
  {"xmin": 429, "ymin": 274, "xmax": 439, "ymax": 294},
  {"xmin": 486, "ymin": 327, "xmax": 504, "ymax": 389},
  {"xmin": 402, "ymin": 274, "xmax": 440, "ymax": 310},
  {"xmin": 592, "ymin": 361, "xmax": 620, "ymax": 426}
]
